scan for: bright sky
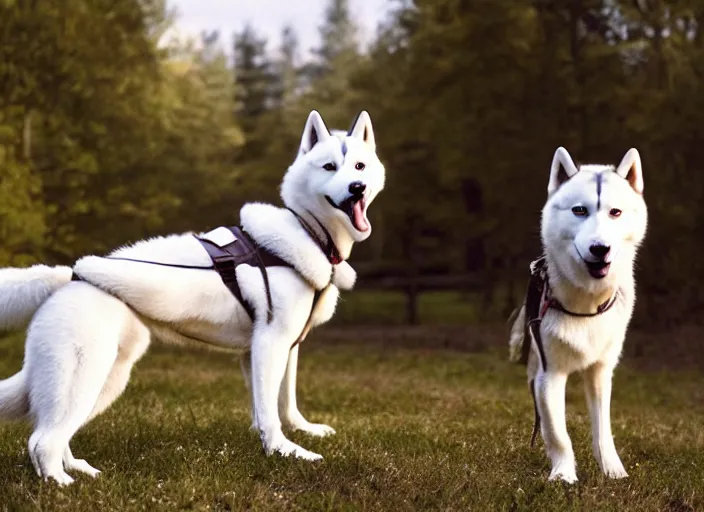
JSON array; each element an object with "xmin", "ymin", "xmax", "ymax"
[{"xmin": 166, "ymin": 0, "xmax": 392, "ymax": 57}]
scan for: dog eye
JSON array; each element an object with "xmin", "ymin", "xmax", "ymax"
[
  {"xmin": 571, "ymin": 206, "xmax": 588, "ymax": 217},
  {"xmin": 355, "ymin": 162, "xmax": 365, "ymax": 171},
  {"xmin": 322, "ymin": 163, "xmax": 337, "ymax": 172},
  {"xmin": 610, "ymin": 208, "xmax": 622, "ymax": 218}
]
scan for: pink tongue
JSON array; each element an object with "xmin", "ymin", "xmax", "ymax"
[{"xmin": 352, "ymin": 201, "xmax": 369, "ymax": 231}]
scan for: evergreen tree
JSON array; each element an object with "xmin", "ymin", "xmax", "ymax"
[{"xmin": 233, "ymin": 24, "xmax": 273, "ymax": 139}]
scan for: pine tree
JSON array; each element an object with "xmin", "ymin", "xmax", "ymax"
[
  {"xmin": 233, "ymin": 24, "xmax": 273, "ymax": 138},
  {"xmin": 313, "ymin": 0, "xmax": 358, "ymax": 75},
  {"xmin": 271, "ymin": 24, "xmax": 300, "ymax": 109}
]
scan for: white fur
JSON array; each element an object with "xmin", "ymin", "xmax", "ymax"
[
  {"xmin": 282, "ymin": 110, "xmax": 385, "ymax": 256},
  {"xmin": 0, "ymin": 265, "xmax": 72, "ymax": 331},
  {"xmin": 0, "ymin": 110, "xmax": 385, "ymax": 485},
  {"xmin": 510, "ymin": 147, "xmax": 647, "ymax": 483}
]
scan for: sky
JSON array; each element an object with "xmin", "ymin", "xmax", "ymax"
[{"xmin": 165, "ymin": 0, "xmax": 392, "ymax": 57}]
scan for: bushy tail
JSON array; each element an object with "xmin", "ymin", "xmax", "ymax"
[
  {"xmin": 0, "ymin": 370, "xmax": 28, "ymax": 420},
  {"xmin": 508, "ymin": 304, "xmax": 526, "ymax": 363},
  {"xmin": 0, "ymin": 265, "xmax": 73, "ymax": 331}
]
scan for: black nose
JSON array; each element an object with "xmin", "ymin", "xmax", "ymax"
[
  {"xmin": 589, "ymin": 244, "xmax": 610, "ymax": 259},
  {"xmin": 348, "ymin": 181, "xmax": 366, "ymax": 197}
]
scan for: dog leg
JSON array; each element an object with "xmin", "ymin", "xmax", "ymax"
[
  {"xmin": 536, "ymin": 370, "xmax": 578, "ymax": 483},
  {"xmin": 89, "ymin": 318, "xmax": 150, "ymax": 421},
  {"xmin": 28, "ymin": 332, "xmax": 120, "ymax": 485},
  {"xmin": 251, "ymin": 327, "xmax": 322, "ymax": 461},
  {"xmin": 279, "ymin": 344, "xmax": 335, "ymax": 437},
  {"xmin": 583, "ymin": 362, "xmax": 628, "ymax": 478},
  {"xmin": 240, "ymin": 350, "xmax": 257, "ymax": 430}
]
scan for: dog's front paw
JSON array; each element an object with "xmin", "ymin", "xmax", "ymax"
[
  {"xmin": 292, "ymin": 422, "xmax": 336, "ymax": 437},
  {"xmin": 548, "ymin": 459, "xmax": 578, "ymax": 484},
  {"xmin": 270, "ymin": 439, "xmax": 323, "ymax": 461},
  {"xmin": 65, "ymin": 458, "xmax": 101, "ymax": 478},
  {"xmin": 602, "ymin": 459, "xmax": 628, "ymax": 479},
  {"xmin": 548, "ymin": 469, "xmax": 578, "ymax": 484},
  {"xmin": 45, "ymin": 471, "xmax": 75, "ymax": 487}
]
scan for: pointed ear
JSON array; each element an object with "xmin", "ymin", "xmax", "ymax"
[
  {"xmin": 548, "ymin": 147, "xmax": 580, "ymax": 195},
  {"xmin": 299, "ymin": 110, "xmax": 331, "ymax": 155},
  {"xmin": 348, "ymin": 110, "xmax": 376, "ymax": 151},
  {"xmin": 615, "ymin": 148, "xmax": 644, "ymax": 194}
]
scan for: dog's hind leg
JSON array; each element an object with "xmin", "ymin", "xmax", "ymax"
[
  {"xmin": 55, "ymin": 315, "xmax": 151, "ymax": 480},
  {"xmin": 30, "ymin": 355, "xmax": 115, "ymax": 486},
  {"xmin": 278, "ymin": 344, "xmax": 335, "ymax": 437},
  {"xmin": 89, "ymin": 316, "xmax": 150, "ymax": 421},
  {"xmin": 583, "ymin": 362, "xmax": 628, "ymax": 479},
  {"xmin": 28, "ymin": 324, "xmax": 123, "ymax": 485},
  {"xmin": 535, "ymin": 370, "xmax": 578, "ymax": 483}
]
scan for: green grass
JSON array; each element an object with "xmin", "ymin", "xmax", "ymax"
[{"xmin": 0, "ymin": 331, "xmax": 703, "ymax": 511}]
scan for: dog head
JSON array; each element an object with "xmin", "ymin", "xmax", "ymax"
[
  {"xmin": 541, "ymin": 147, "xmax": 648, "ymax": 293},
  {"xmin": 280, "ymin": 110, "xmax": 386, "ymax": 244}
]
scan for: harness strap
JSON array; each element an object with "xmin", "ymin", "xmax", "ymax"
[
  {"xmin": 286, "ymin": 208, "xmax": 343, "ymax": 265},
  {"xmin": 196, "ymin": 229, "xmax": 257, "ymax": 322},
  {"xmin": 196, "ymin": 227, "xmax": 295, "ymax": 324},
  {"xmin": 521, "ymin": 259, "xmax": 549, "ymax": 371},
  {"xmin": 529, "ymin": 378, "xmax": 540, "ymax": 448},
  {"xmin": 547, "ymin": 293, "xmax": 618, "ymax": 317},
  {"xmin": 290, "ymin": 287, "xmax": 325, "ymax": 349}
]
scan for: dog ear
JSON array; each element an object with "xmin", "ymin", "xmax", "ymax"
[
  {"xmin": 299, "ymin": 110, "xmax": 331, "ymax": 155},
  {"xmin": 615, "ymin": 148, "xmax": 644, "ymax": 194},
  {"xmin": 548, "ymin": 147, "xmax": 580, "ymax": 195},
  {"xmin": 348, "ymin": 111, "xmax": 376, "ymax": 151}
]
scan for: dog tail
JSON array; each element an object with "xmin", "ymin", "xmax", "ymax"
[
  {"xmin": 0, "ymin": 265, "xmax": 73, "ymax": 331},
  {"xmin": 0, "ymin": 370, "xmax": 28, "ymax": 420},
  {"xmin": 508, "ymin": 304, "xmax": 526, "ymax": 363}
]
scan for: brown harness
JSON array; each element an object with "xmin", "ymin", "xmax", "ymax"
[{"xmin": 519, "ymin": 255, "xmax": 618, "ymax": 446}]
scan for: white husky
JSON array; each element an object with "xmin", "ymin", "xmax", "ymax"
[
  {"xmin": 509, "ymin": 147, "xmax": 647, "ymax": 483},
  {"xmin": 0, "ymin": 110, "xmax": 385, "ymax": 485}
]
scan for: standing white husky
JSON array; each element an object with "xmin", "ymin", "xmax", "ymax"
[
  {"xmin": 0, "ymin": 110, "xmax": 385, "ymax": 485},
  {"xmin": 509, "ymin": 147, "xmax": 647, "ymax": 483}
]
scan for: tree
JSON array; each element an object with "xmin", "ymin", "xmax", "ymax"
[{"xmin": 233, "ymin": 24, "xmax": 273, "ymax": 141}]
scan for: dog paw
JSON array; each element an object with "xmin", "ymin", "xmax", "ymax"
[
  {"xmin": 45, "ymin": 471, "xmax": 75, "ymax": 487},
  {"xmin": 271, "ymin": 439, "xmax": 323, "ymax": 461},
  {"xmin": 548, "ymin": 470, "xmax": 578, "ymax": 484},
  {"xmin": 292, "ymin": 422, "xmax": 336, "ymax": 437},
  {"xmin": 549, "ymin": 460, "xmax": 578, "ymax": 484},
  {"xmin": 603, "ymin": 460, "xmax": 628, "ymax": 479},
  {"xmin": 66, "ymin": 459, "xmax": 101, "ymax": 478}
]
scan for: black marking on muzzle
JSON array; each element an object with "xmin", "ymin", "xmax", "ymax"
[{"xmin": 596, "ymin": 173, "xmax": 603, "ymax": 210}]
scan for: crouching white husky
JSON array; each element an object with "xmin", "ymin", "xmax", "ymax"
[
  {"xmin": 509, "ymin": 147, "xmax": 647, "ymax": 483},
  {"xmin": 0, "ymin": 110, "xmax": 385, "ymax": 485}
]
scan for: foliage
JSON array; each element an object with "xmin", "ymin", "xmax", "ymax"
[{"xmin": 0, "ymin": 0, "xmax": 701, "ymax": 325}]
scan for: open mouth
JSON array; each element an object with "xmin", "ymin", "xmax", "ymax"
[
  {"xmin": 325, "ymin": 195, "xmax": 369, "ymax": 232},
  {"xmin": 584, "ymin": 260, "xmax": 610, "ymax": 279}
]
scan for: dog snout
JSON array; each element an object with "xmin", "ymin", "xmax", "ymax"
[
  {"xmin": 348, "ymin": 181, "xmax": 366, "ymax": 197},
  {"xmin": 589, "ymin": 244, "xmax": 610, "ymax": 259}
]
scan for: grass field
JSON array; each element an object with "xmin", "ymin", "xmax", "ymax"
[{"xmin": 0, "ymin": 328, "xmax": 703, "ymax": 511}]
